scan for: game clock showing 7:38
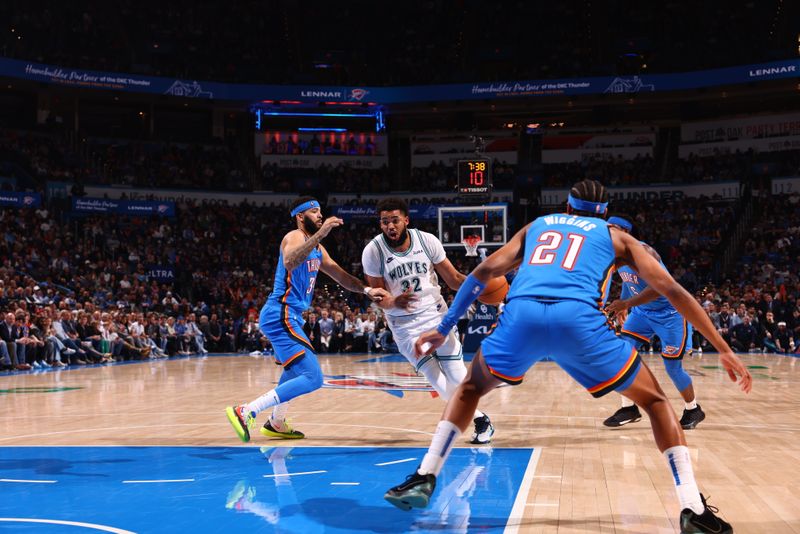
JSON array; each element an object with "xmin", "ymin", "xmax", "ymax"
[{"xmin": 457, "ymin": 158, "xmax": 492, "ymax": 196}]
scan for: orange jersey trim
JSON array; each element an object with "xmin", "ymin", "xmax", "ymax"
[{"xmin": 588, "ymin": 347, "xmax": 639, "ymax": 394}]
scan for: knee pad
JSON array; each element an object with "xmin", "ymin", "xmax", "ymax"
[
  {"xmin": 663, "ymin": 358, "xmax": 692, "ymax": 392},
  {"xmin": 296, "ymin": 356, "xmax": 323, "ymax": 391}
]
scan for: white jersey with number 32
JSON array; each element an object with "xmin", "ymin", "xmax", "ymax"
[{"xmin": 362, "ymin": 229, "xmax": 447, "ymax": 317}]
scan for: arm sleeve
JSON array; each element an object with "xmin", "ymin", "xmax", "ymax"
[{"xmin": 361, "ymin": 240, "xmax": 384, "ymax": 277}]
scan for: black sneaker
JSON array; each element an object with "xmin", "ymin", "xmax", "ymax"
[
  {"xmin": 602, "ymin": 405, "xmax": 642, "ymax": 427},
  {"xmin": 680, "ymin": 405, "xmax": 706, "ymax": 430},
  {"xmin": 470, "ymin": 414, "xmax": 495, "ymax": 444},
  {"xmin": 384, "ymin": 472, "xmax": 436, "ymax": 511},
  {"xmin": 680, "ymin": 494, "xmax": 732, "ymax": 533}
]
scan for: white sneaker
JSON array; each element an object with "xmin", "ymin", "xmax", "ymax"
[
  {"xmin": 249, "ymin": 350, "xmax": 262, "ymax": 357},
  {"xmin": 31, "ymin": 361, "xmax": 41, "ymax": 369},
  {"xmin": 63, "ymin": 348, "xmax": 76, "ymax": 355}
]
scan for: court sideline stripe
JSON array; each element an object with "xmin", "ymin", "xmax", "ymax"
[
  {"xmin": 375, "ymin": 457, "xmax": 417, "ymax": 466},
  {"xmin": 122, "ymin": 478, "xmax": 195, "ymax": 484},
  {"xmin": 504, "ymin": 448, "xmax": 542, "ymax": 534},
  {"xmin": 0, "ymin": 478, "xmax": 57, "ymax": 483},
  {"xmin": 263, "ymin": 470, "xmax": 327, "ymax": 478}
]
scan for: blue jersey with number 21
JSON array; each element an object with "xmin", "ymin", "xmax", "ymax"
[{"xmin": 506, "ymin": 213, "xmax": 615, "ymax": 308}]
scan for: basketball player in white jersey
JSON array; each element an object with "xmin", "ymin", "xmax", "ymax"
[{"xmin": 362, "ymin": 198, "xmax": 494, "ymax": 444}]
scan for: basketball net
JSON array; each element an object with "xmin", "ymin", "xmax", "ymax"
[{"xmin": 462, "ymin": 235, "xmax": 482, "ymax": 256}]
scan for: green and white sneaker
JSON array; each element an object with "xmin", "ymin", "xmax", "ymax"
[
  {"xmin": 225, "ymin": 405, "xmax": 256, "ymax": 442},
  {"xmin": 384, "ymin": 472, "xmax": 437, "ymax": 511}
]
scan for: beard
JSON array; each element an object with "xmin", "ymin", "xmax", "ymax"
[
  {"xmin": 302, "ymin": 215, "xmax": 320, "ymax": 236},
  {"xmin": 384, "ymin": 227, "xmax": 408, "ymax": 248}
]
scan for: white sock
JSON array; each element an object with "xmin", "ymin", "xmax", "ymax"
[
  {"xmin": 664, "ymin": 445, "xmax": 704, "ymax": 514},
  {"xmin": 244, "ymin": 389, "xmax": 281, "ymax": 417},
  {"xmin": 685, "ymin": 398, "xmax": 698, "ymax": 410},
  {"xmin": 270, "ymin": 402, "xmax": 289, "ymax": 429},
  {"xmin": 621, "ymin": 396, "xmax": 635, "ymax": 408},
  {"xmin": 418, "ymin": 420, "xmax": 461, "ymax": 477}
]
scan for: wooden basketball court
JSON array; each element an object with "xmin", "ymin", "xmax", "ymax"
[{"xmin": 0, "ymin": 351, "xmax": 798, "ymax": 533}]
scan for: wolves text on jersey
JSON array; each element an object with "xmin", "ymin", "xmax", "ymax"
[{"xmin": 387, "ymin": 261, "xmax": 429, "ymax": 282}]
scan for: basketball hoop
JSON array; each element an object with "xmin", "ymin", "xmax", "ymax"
[{"xmin": 462, "ymin": 235, "xmax": 482, "ymax": 256}]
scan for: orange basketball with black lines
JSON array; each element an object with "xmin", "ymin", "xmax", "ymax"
[{"xmin": 478, "ymin": 276, "xmax": 509, "ymax": 306}]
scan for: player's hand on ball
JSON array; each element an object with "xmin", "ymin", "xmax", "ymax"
[
  {"xmin": 394, "ymin": 287, "xmax": 418, "ymax": 310},
  {"xmin": 415, "ymin": 330, "xmax": 445, "ymax": 358}
]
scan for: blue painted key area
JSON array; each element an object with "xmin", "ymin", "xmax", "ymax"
[{"xmin": 0, "ymin": 446, "xmax": 534, "ymax": 533}]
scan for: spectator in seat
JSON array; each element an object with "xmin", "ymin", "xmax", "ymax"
[
  {"xmin": 762, "ymin": 311, "xmax": 779, "ymax": 353},
  {"xmin": 774, "ymin": 321, "xmax": 795, "ymax": 353},
  {"xmin": 730, "ymin": 315, "xmax": 759, "ymax": 353},
  {"xmin": 318, "ymin": 310, "xmax": 334, "ymax": 353},
  {"xmin": 303, "ymin": 312, "xmax": 321, "ymax": 353}
]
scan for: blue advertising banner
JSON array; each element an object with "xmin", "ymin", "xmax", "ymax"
[
  {"xmin": 72, "ymin": 197, "xmax": 175, "ymax": 216},
  {"xmin": 147, "ymin": 265, "xmax": 176, "ymax": 282},
  {"xmin": 2, "ymin": 56, "xmax": 799, "ymax": 104},
  {"xmin": 0, "ymin": 191, "xmax": 41, "ymax": 208},
  {"xmin": 462, "ymin": 304, "xmax": 498, "ymax": 353},
  {"xmin": 334, "ymin": 204, "xmax": 456, "ymax": 221}
]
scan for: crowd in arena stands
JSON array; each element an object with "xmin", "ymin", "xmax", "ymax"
[
  {"xmin": 86, "ymin": 138, "xmax": 248, "ymax": 191},
  {"xmin": 0, "ymin": 129, "xmax": 249, "ymax": 192},
  {"xmin": 671, "ymin": 149, "xmax": 800, "ymax": 185},
  {"xmin": 261, "ymin": 134, "xmax": 378, "ymax": 157},
  {"xmin": 2, "ymin": 187, "xmax": 800, "ymax": 373},
  {"xmin": 543, "ymin": 155, "xmax": 658, "ymax": 188},
  {"xmin": 1, "ymin": 2, "xmax": 793, "ymax": 86},
  {"xmin": 261, "ymin": 163, "xmax": 391, "ymax": 193},
  {"xmin": 6, "ymin": 128, "xmax": 800, "ymax": 196}
]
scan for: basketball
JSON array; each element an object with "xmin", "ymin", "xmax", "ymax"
[{"xmin": 478, "ymin": 276, "xmax": 509, "ymax": 306}]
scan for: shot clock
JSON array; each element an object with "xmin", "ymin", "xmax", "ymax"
[{"xmin": 457, "ymin": 158, "xmax": 492, "ymax": 196}]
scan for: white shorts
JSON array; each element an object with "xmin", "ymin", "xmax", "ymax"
[{"xmin": 385, "ymin": 302, "xmax": 462, "ymax": 370}]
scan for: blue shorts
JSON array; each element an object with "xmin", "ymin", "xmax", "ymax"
[
  {"xmin": 621, "ymin": 308, "xmax": 692, "ymax": 359},
  {"xmin": 481, "ymin": 298, "xmax": 641, "ymax": 397},
  {"xmin": 260, "ymin": 304, "xmax": 315, "ymax": 368}
]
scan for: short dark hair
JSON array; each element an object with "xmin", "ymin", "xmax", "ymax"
[
  {"xmin": 376, "ymin": 197, "xmax": 409, "ymax": 217},
  {"xmin": 289, "ymin": 196, "xmax": 319, "ymax": 218},
  {"xmin": 569, "ymin": 179, "xmax": 608, "ymax": 218}
]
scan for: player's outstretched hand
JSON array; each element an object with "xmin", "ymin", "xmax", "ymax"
[
  {"xmin": 365, "ymin": 287, "xmax": 389, "ymax": 302},
  {"xmin": 719, "ymin": 350, "xmax": 752, "ymax": 393},
  {"xmin": 394, "ymin": 287, "xmax": 418, "ymax": 311},
  {"xmin": 318, "ymin": 216, "xmax": 344, "ymax": 238},
  {"xmin": 415, "ymin": 329, "xmax": 446, "ymax": 359}
]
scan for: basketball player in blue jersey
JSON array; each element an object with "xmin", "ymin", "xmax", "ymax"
[
  {"xmin": 225, "ymin": 197, "xmax": 388, "ymax": 442},
  {"xmin": 602, "ymin": 216, "xmax": 706, "ymax": 430},
  {"xmin": 384, "ymin": 180, "xmax": 752, "ymax": 534}
]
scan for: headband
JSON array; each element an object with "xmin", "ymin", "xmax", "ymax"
[
  {"xmin": 607, "ymin": 216, "xmax": 633, "ymax": 231},
  {"xmin": 291, "ymin": 200, "xmax": 320, "ymax": 217},
  {"xmin": 567, "ymin": 193, "xmax": 608, "ymax": 214}
]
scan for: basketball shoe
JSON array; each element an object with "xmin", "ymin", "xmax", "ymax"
[
  {"xmin": 471, "ymin": 414, "xmax": 494, "ymax": 444},
  {"xmin": 225, "ymin": 405, "xmax": 256, "ymax": 442},
  {"xmin": 679, "ymin": 405, "xmax": 706, "ymax": 430},
  {"xmin": 384, "ymin": 472, "xmax": 436, "ymax": 511},
  {"xmin": 602, "ymin": 405, "xmax": 642, "ymax": 427},
  {"xmin": 679, "ymin": 494, "xmax": 732, "ymax": 533},
  {"xmin": 260, "ymin": 419, "xmax": 305, "ymax": 439}
]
